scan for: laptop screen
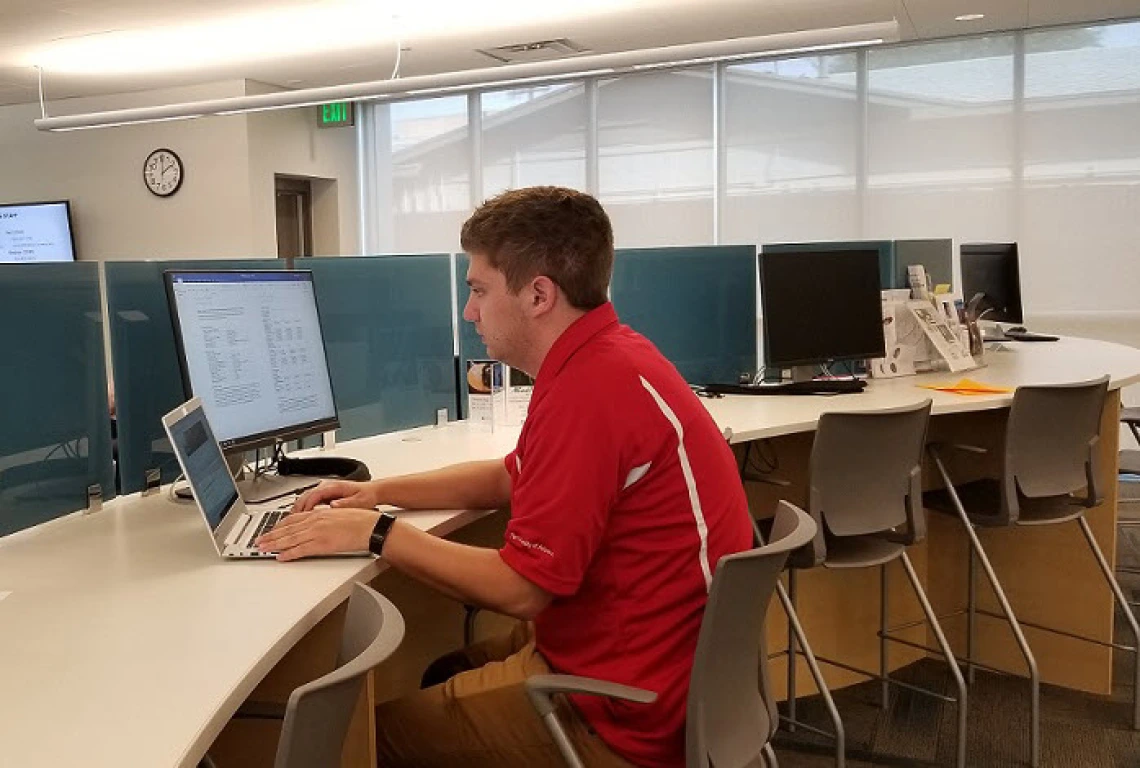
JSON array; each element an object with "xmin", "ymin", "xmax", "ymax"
[{"xmin": 167, "ymin": 405, "xmax": 239, "ymax": 531}]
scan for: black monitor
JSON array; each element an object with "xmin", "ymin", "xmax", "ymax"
[
  {"xmin": 165, "ymin": 270, "xmax": 339, "ymax": 450},
  {"xmin": 165, "ymin": 270, "xmax": 341, "ymax": 500},
  {"xmin": 759, "ymin": 248, "xmax": 885, "ymax": 381},
  {"xmin": 960, "ymin": 243, "xmax": 1022, "ymax": 325},
  {"xmin": 0, "ymin": 200, "xmax": 77, "ymax": 263}
]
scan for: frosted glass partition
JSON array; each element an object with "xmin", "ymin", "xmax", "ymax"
[
  {"xmin": 105, "ymin": 260, "xmax": 283, "ymax": 495},
  {"xmin": 611, "ymin": 245, "xmax": 758, "ymax": 385},
  {"xmin": 304, "ymin": 255, "xmax": 457, "ymax": 439},
  {"xmin": 0, "ymin": 263, "xmax": 115, "ymax": 537}
]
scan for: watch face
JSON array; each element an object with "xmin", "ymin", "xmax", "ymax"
[{"xmin": 143, "ymin": 148, "xmax": 184, "ymax": 197}]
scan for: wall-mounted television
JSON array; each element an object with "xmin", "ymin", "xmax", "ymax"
[{"xmin": 0, "ymin": 201, "xmax": 77, "ymax": 263}]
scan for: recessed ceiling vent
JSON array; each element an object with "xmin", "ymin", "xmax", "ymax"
[{"xmin": 476, "ymin": 38, "xmax": 588, "ymax": 64}]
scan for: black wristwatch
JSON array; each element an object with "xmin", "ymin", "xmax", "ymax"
[{"xmin": 368, "ymin": 512, "xmax": 397, "ymax": 557}]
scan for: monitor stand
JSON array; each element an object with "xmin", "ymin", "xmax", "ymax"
[
  {"xmin": 225, "ymin": 450, "xmax": 321, "ymax": 505},
  {"xmin": 790, "ymin": 365, "xmax": 817, "ymax": 383},
  {"xmin": 979, "ymin": 320, "xmax": 1020, "ymax": 342}
]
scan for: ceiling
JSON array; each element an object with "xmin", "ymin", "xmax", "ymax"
[{"xmin": 2, "ymin": 0, "xmax": 1139, "ymax": 108}]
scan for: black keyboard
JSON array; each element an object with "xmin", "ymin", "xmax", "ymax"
[
  {"xmin": 1002, "ymin": 331, "xmax": 1059, "ymax": 342},
  {"xmin": 702, "ymin": 379, "xmax": 867, "ymax": 396},
  {"xmin": 245, "ymin": 508, "xmax": 289, "ymax": 547}
]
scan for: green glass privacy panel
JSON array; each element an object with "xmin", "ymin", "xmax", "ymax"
[
  {"xmin": 306, "ymin": 255, "xmax": 457, "ymax": 439},
  {"xmin": 106, "ymin": 259, "xmax": 283, "ymax": 495},
  {"xmin": 0, "ymin": 263, "xmax": 115, "ymax": 537},
  {"xmin": 894, "ymin": 239, "xmax": 952, "ymax": 290},
  {"xmin": 610, "ymin": 246, "xmax": 758, "ymax": 385},
  {"xmin": 454, "ymin": 253, "xmax": 487, "ymax": 419}
]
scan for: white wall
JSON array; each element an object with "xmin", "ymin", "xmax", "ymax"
[
  {"xmin": 245, "ymin": 81, "xmax": 360, "ymax": 257},
  {"xmin": 0, "ymin": 82, "xmax": 256, "ymax": 260},
  {"xmin": 0, "ymin": 80, "xmax": 360, "ymax": 261}
]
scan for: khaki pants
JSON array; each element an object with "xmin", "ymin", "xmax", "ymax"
[{"xmin": 375, "ymin": 621, "xmax": 635, "ymax": 767}]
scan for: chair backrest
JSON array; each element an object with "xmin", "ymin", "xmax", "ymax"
[
  {"xmin": 1002, "ymin": 377, "xmax": 1108, "ymax": 518},
  {"xmin": 275, "ymin": 583, "xmax": 405, "ymax": 768},
  {"xmin": 808, "ymin": 401, "xmax": 931, "ymax": 551},
  {"xmin": 686, "ymin": 501, "xmax": 817, "ymax": 768}
]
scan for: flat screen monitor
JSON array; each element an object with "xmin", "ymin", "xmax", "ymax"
[
  {"xmin": 960, "ymin": 243, "xmax": 1022, "ymax": 324},
  {"xmin": 164, "ymin": 270, "xmax": 339, "ymax": 452},
  {"xmin": 0, "ymin": 201, "xmax": 76, "ymax": 263},
  {"xmin": 760, "ymin": 248, "xmax": 886, "ymax": 372}
]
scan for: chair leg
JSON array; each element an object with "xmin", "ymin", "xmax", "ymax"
[
  {"xmin": 931, "ymin": 449, "xmax": 1040, "ymax": 768},
  {"xmin": 880, "ymin": 564, "xmax": 890, "ymax": 709},
  {"xmin": 541, "ymin": 711, "xmax": 586, "ymax": 768},
  {"xmin": 786, "ymin": 570, "xmax": 798, "ymax": 733},
  {"xmin": 1077, "ymin": 515, "xmax": 1140, "ymax": 730},
  {"xmin": 463, "ymin": 604, "xmax": 479, "ymax": 647},
  {"xmin": 967, "ymin": 548, "xmax": 977, "ymax": 686},
  {"xmin": 899, "ymin": 552, "xmax": 969, "ymax": 768},
  {"xmin": 775, "ymin": 579, "xmax": 846, "ymax": 768},
  {"xmin": 762, "ymin": 742, "xmax": 779, "ymax": 767}
]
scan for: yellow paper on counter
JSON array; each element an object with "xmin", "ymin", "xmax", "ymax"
[{"xmin": 918, "ymin": 378, "xmax": 1014, "ymax": 396}]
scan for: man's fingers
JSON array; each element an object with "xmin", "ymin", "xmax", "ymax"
[
  {"xmin": 257, "ymin": 514, "xmax": 315, "ymax": 548},
  {"xmin": 330, "ymin": 494, "xmax": 369, "ymax": 508}
]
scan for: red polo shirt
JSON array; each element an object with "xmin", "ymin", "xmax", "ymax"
[{"xmin": 500, "ymin": 302, "xmax": 752, "ymax": 767}]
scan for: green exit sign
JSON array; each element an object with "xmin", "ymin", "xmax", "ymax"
[{"xmin": 317, "ymin": 102, "xmax": 355, "ymax": 128}]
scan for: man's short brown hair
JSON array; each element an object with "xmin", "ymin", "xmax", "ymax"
[{"xmin": 460, "ymin": 186, "xmax": 614, "ymax": 310}]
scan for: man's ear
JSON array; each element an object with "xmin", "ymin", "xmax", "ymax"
[{"xmin": 529, "ymin": 276, "xmax": 558, "ymax": 316}]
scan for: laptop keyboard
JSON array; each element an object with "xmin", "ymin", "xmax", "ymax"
[{"xmin": 244, "ymin": 505, "xmax": 291, "ymax": 548}]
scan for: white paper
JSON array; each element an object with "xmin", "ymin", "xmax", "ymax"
[
  {"xmin": 871, "ymin": 300, "xmax": 917, "ymax": 379},
  {"xmin": 0, "ymin": 591, "xmax": 11, "ymax": 602},
  {"xmin": 908, "ymin": 301, "xmax": 976, "ymax": 373}
]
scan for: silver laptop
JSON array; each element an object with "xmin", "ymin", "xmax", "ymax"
[{"xmin": 163, "ymin": 397, "xmax": 293, "ymax": 559}]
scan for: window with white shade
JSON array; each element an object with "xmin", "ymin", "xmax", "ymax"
[
  {"xmin": 723, "ymin": 54, "xmax": 860, "ymax": 245},
  {"xmin": 1022, "ymin": 21, "xmax": 1140, "ymax": 312},
  {"xmin": 597, "ymin": 68, "xmax": 715, "ymax": 247}
]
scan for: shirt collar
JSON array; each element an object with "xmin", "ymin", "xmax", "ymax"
[{"xmin": 533, "ymin": 302, "xmax": 619, "ymax": 389}]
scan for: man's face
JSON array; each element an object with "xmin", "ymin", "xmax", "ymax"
[{"xmin": 463, "ymin": 252, "xmax": 531, "ymax": 368}]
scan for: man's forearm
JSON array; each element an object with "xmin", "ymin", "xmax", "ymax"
[
  {"xmin": 371, "ymin": 459, "xmax": 511, "ymax": 511},
  {"xmin": 381, "ymin": 521, "xmax": 550, "ymax": 620}
]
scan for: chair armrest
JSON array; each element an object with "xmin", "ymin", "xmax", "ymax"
[
  {"xmin": 232, "ymin": 700, "xmax": 288, "ymax": 720},
  {"xmin": 525, "ymin": 675, "xmax": 656, "ymax": 717},
  {"xmin": 928, "ymin": 441, "xmax": 988, "ymax": 455}
]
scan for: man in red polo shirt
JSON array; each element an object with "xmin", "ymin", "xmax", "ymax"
[{"xmin": 259, "ymin": 186, "xmax": 753, "ymax": 767}]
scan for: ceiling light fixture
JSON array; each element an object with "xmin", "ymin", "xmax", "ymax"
[
  {"xmin": 33, "ymin": 20, "xmax": 899, "ymax": 132},
  {"xmin": 954, "ymin": 13, "xmax": 985, "ymax": 21}
]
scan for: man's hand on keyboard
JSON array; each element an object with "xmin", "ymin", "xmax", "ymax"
[
  {"xmin": 257, "ymin": 506, "xmax": 380, "ymax": 561},
  {"xmin": 292, "ymin": 480, "xmax": 380, "ymax": 513}
]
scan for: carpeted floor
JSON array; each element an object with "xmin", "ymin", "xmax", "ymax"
[{"xmin": 770, "ymin": 482, "xmax": 1140, "ymax": 767}]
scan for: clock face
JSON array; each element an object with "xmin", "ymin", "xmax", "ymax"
[{"xmin": 143, "ymin": 148, "xmax": 184, "ymax": 197}]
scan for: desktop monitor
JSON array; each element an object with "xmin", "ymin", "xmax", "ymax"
[
  {"xmin": 960, "ymin": 243, "xmax": 1023, "ymax": 325},
  {"xmin": 0, "ymin": 200, "xmax": 76, "ymax": 263},
  {"xmin": 164, "ymin": 270, "xmax": 339, "ymax": 453},
  {"xmin": 759, "ymin": 248, "xmax": 886, "ymax": 380}
]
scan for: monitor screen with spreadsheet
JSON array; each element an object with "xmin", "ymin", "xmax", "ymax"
[{"xmin": 164, "ymin": 270, "xmax": 339, "ymax": 452}]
